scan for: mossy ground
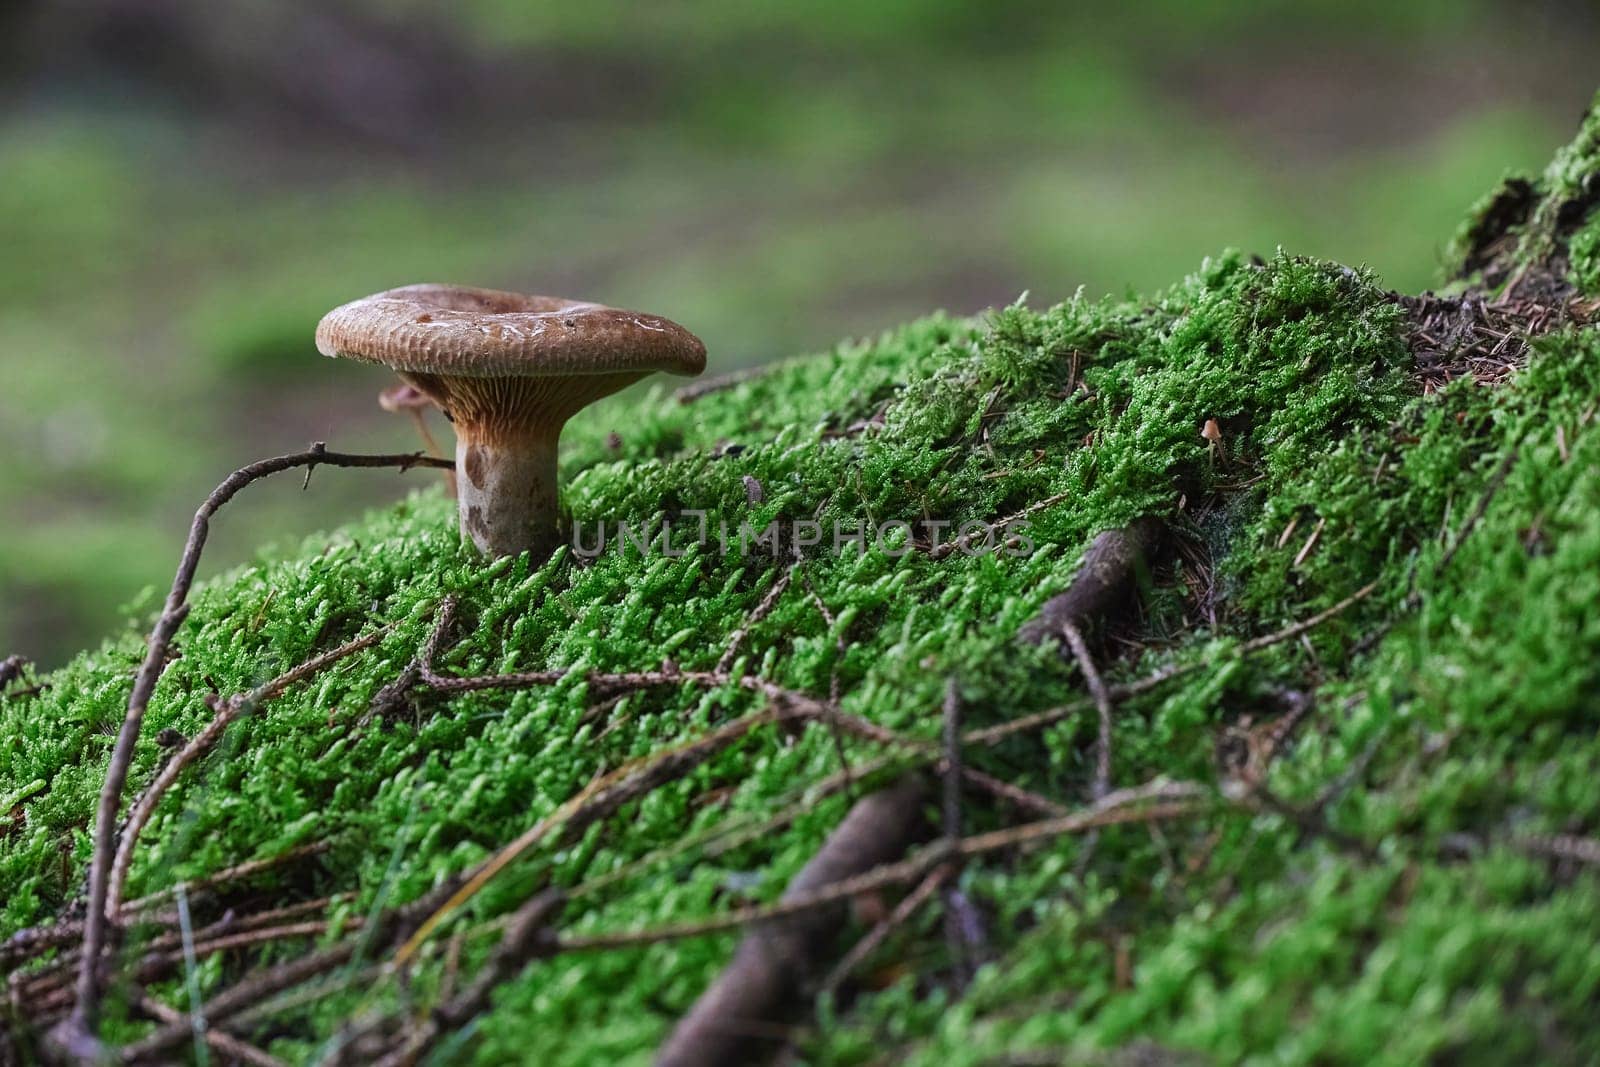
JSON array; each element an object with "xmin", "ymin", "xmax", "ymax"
[{"xmin": 4, "ymin": 98, "xmax": 1600, "ymax": 1067}]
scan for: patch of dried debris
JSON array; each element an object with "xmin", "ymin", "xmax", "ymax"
[{"xmin": 1398, "ymin": 285, "xmax": 1597, "ymax": 392}]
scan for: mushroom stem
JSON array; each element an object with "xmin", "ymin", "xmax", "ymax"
[{"xmin": 454, "ymin": 427, "xmax": 564, "ymax": 559}]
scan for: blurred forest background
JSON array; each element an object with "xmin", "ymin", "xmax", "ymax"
[{"xmin": 2, "ymin": 0, "xmax": 1597, "ymax": 665}]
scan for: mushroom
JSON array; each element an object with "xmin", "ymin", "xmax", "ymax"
[
  {"xmin": 1200, "ymin": 417, "xmax": 1226, "ymax": 465},
  {"xmin": 317, "ymin": 284, "xmax": 705, "ymax": 560},
  {"xmin": 379, "ymin": 382, "xmax": 456, "ymax": 496}
]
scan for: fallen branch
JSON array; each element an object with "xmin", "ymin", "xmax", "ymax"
[
  {"xmin": 1018, "ymin": 517, "xmax": 1165, "ymax": 646},
  {"xmin": 56, "ymin": 442, "xmax": 451, "ymax": 1055},
  {"xmin": 654, "ymin": 776, "xmax": 930, "ymax": 1067}
]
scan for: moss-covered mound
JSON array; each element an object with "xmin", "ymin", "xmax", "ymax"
[{"xmin": 5, "ymin": 97, "xmax": 1600, "ymax": 1067}]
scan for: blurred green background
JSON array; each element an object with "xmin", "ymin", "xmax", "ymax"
[{"xmin": 2, "ymin": 0, "xmax": 1596, "ymax": 665}]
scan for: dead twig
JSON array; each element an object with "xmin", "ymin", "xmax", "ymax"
[
  {"xmin": 1513, "ymin": 833, "xmax": 1600, "ymax": 867},
  {"xmin": 567, "ymin": 780, "xmax": 1208, "ymax": 956},
  {"xmin": 135, "ymin": 994, "xmax": 288, "ymax": 1067},
  {"xmin": 1234, "ymin": 580, "xmax": 1380, "ymax": 657},
  {"xmin": 816, "ymin": 865, "xmax": 952, "ymax": 1000},
  {"xmin": 1436, "ymin": 447, "xmax": 1518, "ymax": 574},
  {"xmin": 123, "ymin": 841, "xmax": 334, "ymax": 915},
  {"xmin": 675, "ymin": 364, "xmax": 773, "ymax": 404},
  {"xmin": 654, "ymin": 777, "xmax": 930, "ymax": 1067},
  {"xmin": 939, "ymin": 680, "xmax": 973, "ymax": 986},
  {"xmin": 927, "ymin": 491, "xmax": 1072, "ymax": 561},
  {"xmin": 324, "ymin": 891, "xmax": 566, "ymax": 1067},
  {"xmin": 410, "ymin": 597, "xmax": 918, "ymax": 756},
  {"xmin": 1060, "ymin": 621, "xmax": 1115, "ymax": 878},
  {"xmin": 6, "ymin": 843, "xmax": 339, "ymax": 974},
  {"xmin": 1060, "ymin": 624, "xmax": 1113, "ymax": 803},
  {"xmin": 1018, "ymin": 517, "xmax": 1165, "ymax": 647},
  {"xmin": 395, "ymin": 706, "xmax": 789, "ymax": 964},
  {"xmin": 122, "ymin": 877, "xmax": 463, "ymax": 1063},
  {"xmin": 109, "ymin": 624, "xmax": 395, "ymax": 913},
  {"xmin": 17, "ymin": 899, "xmax": 349, "ymax": 1012},
  {"xmin": 59, "ymin": 443, "xmax": 451, "ymax": 1053},
  {"xmin": 955, "ymin": 767, "xmax": 1069, "ymax": 819},
  {"xmin": 719, "ymin": 566, "xmax": 796, "ymax": 674},
  {"xmin": 800, "ymin": 565, "xmax": 855, "ymax": 789}
]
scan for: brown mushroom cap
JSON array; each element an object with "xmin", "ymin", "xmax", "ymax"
[{"xmin": 315, "ymin": 284, "xmax": 706, "ymax": 379}]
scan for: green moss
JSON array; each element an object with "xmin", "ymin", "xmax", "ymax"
[
  {"xmin": 6, "ymin": 118, "xmax": 1600, "ymax": 1067},
  {"xmin": 1447, "ymin": 89, "xmax": 1600, "ymax": 290},
  {"xmin": 1571, "ymin": 220, "xmax": 1600, "ymax": 295}
]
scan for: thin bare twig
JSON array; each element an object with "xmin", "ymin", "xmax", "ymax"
[
  {"xmin": 674, "ymin": 364, "xmax": 772, "ymax": 404},
  {"xmin": 58, "ymin": 443, "xmax": 450, "ymax": 1053},
  {"xmin": 124, "ymin": 841, "xmax": 334, "ymax": 915},
  {"xmin": 324, "ymin": 892, "xmax": 566, "ymax": 1067},
  {"xmin": 17, "ymin": 900, "xmax": 350, "ymax": 1010},
  {"xmin": 928, "ymin": 491, "xmax": 1072, "ymax": 561},
  {"xmin": 123, "ymin": 878, "xmax": 462, "ymax": 1062},
  {"xmin": 394, "ymin": 706, "xmax": 785, "ymax": 964},
  {"xmin": 939, "ymin": 680, "xmax": 973, "ymax": 985},
  {"xmin": 970, "ymin": 579, "xmax": 1380, "ymax": 749},
  {"xmin": 566, "ymin": 780, "xmax": 1208, "ymax": 955},
  {"xmin": 1060, "ymin": 624, "xmax": 1112, "ymax": 802},
  {"xmin": 1513, "ymin": 833, "xmax": 1600, "ymax": 866},
  {"xmin": 136, "ymin": 995, "xmax": 288, "ymax": 1067},
  {"xmin": 1311, "ymin": 728, "xmax": 1387, "ymax": 811},
  {"xmin": 817, "ymin": 866, "xmax": 952, "ymax": 998},
  {"xmin": 800, "ymin": 565, "xmax": 855, "ymax": 789},
  {"xmin": 955, "ymin": 767, "xmax": 1069, "ymax": 819},
  {"xmin": 718, "ymin": 566, "xmax": 795, "ymax": 674},
  {"xmin": 1234, "ymin": 580, "xmax": 1380, "ymax": 657},
  {"xmin": 109, "ymin": 624, "xmax": 395, "ymax": 913}
]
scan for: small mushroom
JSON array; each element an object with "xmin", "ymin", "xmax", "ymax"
[
  {"xmin": 1200, "ymin": 418, "xmax": 1225, "ymax": 464},
  {"xmin": 318, "ymin": 284, "xmax": 705, "ymax": 560},
  {"xmin": 379, "ymin": 383, "xmax": 456, "ymax": 496}
]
